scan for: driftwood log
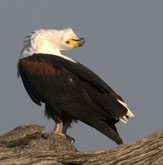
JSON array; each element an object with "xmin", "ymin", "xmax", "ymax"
[{"xmin": 0, "ymin": 125, "xmax": 162, "ymax": 165}]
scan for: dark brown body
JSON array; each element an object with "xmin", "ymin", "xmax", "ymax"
[{"xmin": 18, "ymin": 53, "xmax": 128, "ymax": 144}]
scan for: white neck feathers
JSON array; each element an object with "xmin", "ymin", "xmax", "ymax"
[{"xmin": 20, "ymin": 28, "xmax": 77, "ymax": 63}]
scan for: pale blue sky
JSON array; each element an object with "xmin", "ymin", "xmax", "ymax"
[{"xmin": 0, "ymin": 0, "xmax": 163, "ymax": 151}]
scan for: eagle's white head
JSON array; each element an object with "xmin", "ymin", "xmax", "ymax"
[{"xmin": 21, "ymin": 28, "xmax": 85, "ymax": 58}]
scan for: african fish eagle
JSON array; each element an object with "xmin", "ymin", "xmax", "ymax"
[{"xmin": 18, "ymin": 28, "xmax": 134, "ymax": 145}]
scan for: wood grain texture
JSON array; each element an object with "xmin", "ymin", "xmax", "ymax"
[{"xmin": 0, "ymin": 125, "xmax": 162, "ymax": 165}]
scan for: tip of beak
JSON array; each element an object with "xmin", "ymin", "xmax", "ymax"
[{"xmin": 78, "ymin": 38, "xmax": 85, "ymax": 47}]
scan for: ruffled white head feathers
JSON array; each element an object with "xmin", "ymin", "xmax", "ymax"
[{"xmin": 21, "ymin": 28, "xmax": 85, "ymax": 58}]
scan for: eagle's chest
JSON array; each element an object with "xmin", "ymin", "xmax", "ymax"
[{"xmin": 19, "ymin": 57, "xmax": 68, "ymax": 77}]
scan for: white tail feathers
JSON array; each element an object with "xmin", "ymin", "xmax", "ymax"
[
  {"xmin": 119, "ymin": 116, "xmax": 128, "ymax": 123},
  {"xmin": 117, "ymin": 99, "xmax": 135, "ymax": 124}
]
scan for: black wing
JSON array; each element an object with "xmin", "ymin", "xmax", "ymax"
[{"xmin": 18, "ymin": 54, "xmax": 128, "ymax": 144}]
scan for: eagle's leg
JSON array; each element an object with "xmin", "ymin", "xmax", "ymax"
[
  {"xmin": 62, "ymin": 119, "xmax": 75, "ymax": 143},
  {"xmin": 62, "ymin": 120, "xmax": 71, "ymax": 135},
  {"xmin": 53, "ymin": 115, "xmax": 65, "ymax": 136}
]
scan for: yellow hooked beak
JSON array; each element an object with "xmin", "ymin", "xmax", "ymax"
[{"xmin": 66, "ymin": 37, "xmax": 85, "ymax": 47}]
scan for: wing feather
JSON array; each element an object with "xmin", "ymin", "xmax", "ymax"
[{"xmin": 18, "ymin": 54, "xmax": 128, "ymax": 144}]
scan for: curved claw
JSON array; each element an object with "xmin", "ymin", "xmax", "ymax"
[{"xmin": 66, "ymin": 135, "xmax": 75, "ymax": 144}]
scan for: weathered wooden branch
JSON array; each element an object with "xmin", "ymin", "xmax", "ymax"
[{"xmin": 0, "ymin": 125, "xmax": 162, "ymax": 165}]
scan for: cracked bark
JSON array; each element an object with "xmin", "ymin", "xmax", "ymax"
[{"xmin": 0, "ymin": 125, "xmax": 162, "ymax": 165}]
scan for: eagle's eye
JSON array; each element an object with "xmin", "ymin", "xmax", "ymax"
[{"xmin": 66, "ymin": 40, "xmax": 70, "ymax": 44}]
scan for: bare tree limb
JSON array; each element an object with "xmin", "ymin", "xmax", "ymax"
[{"xmin": 0, "ymin": 125, "xmax": 162, "ymax": 165}]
